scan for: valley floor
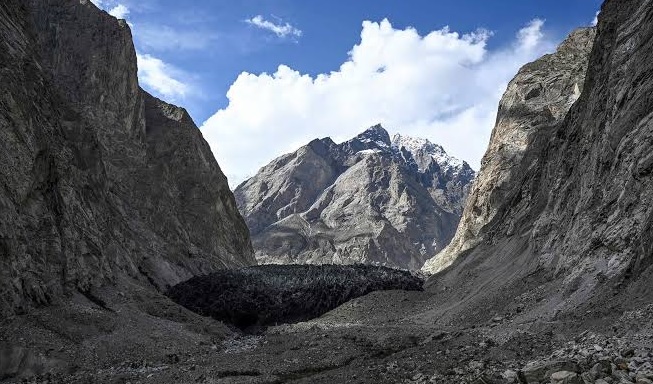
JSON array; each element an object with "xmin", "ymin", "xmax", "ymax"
[{"xmin": 2, "ymin": 287, "xmax": 652, "ymax": 384}]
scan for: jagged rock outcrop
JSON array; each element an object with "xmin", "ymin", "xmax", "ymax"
[
  {"xmin": 0, "ymin": 0, "xmax": 254, "ymax": 317},
  {"xmin": 424, "ymin": 0, "xmax": 653, "ymax": 317},
  {"xmin": 235, "ymin": 125, "xmax": 475, "ymax": 270}
]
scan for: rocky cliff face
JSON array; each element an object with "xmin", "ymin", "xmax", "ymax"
[
  {"xmin": 0, "ymin": 0, "xmax": 254, "ymax": 317},
  {"xmin": 235, "ymin": 125, "xmax": 475, "ymax": 270},
  {"xmin": 423, "ymin": 0, "xmax": 653, "ymax": 318},
  {"xmin": 423, "ymin": 27, "xmax": 597, "ymax": 273}
]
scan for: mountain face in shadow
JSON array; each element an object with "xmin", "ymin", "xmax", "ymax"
[{"xmin": 0, "ymin": 0, "xmax": 254, "ymax": 317}]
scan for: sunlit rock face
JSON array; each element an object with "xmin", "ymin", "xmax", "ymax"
[
  {"xmin": 235, "ymin": 125, "xmax": 475, "ymax": 270},
  {"xmin": 423, "ymin": 27, "xmax": 597, "ymax": 274}
]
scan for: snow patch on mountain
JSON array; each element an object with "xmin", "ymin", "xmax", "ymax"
[
  {"xmin": 391, "ymin": 133, "xmax": 465, "ymax": 171},
  {"xmin": 357, "ymin": 148, "xmax": 383, "ymax": 156}
]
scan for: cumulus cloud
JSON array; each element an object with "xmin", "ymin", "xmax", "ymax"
[
  {"xmin": 201, "ymin": 18, "xmax": 556, "ymax": 186},
  {"xmin": 137, "ymin": 53, "xmax": 190, "ymax": 100},
  {"xmin": 517, "ymin": 19, "xmax": 544, "ymax": 50},
  {"xmin": 592, "ymin": 11, "xmax": 600, "ymax": 26},
  {"xmin": 245, "ymin": 15, "xmax": 302, "ymax": 39},
  {"xmin": 90, "ymin": 0, "xmax": 129, "ymax": 21},
  {"xmin": 108, "ymin": 4, "xmax": 129, "ymax": 19}
]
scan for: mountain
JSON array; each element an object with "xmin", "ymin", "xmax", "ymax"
[
  {"xmin": 419, "ymin": 0, "xmax": 653, "ymax": 329},
  {"xmin": 234, "ymin": 125, "xmax": 475, "ymax": 270},
  {"xmin": 423, "ymin": 27, "xmax": 597, "ymax": 274},
  {"xmin": 0, "ymin": 0, "xmax": 254, "ymax": 318}
]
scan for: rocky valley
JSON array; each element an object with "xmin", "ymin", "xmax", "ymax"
[{"xmin": 1, "ymin": 0, "xmax": 652, "ymax": 383}]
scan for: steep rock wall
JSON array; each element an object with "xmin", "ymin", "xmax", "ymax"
[
  {"xmin": 423, "ymin": 27, "xmax": 596, "ymax": 273},
  {"xmin": 423, "ymin": 0, "xmax": 653, "ymax": 319},
  {"xmin": 0, "ymin": 0, "xmax": 254, "ymax": 317}
]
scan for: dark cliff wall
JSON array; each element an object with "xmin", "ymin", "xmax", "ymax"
[{"xmin": 0, "ymin": 0, "xmax": 254, "ymax": 317}]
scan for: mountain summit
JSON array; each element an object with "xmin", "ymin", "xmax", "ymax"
[{"xmin": 234, "ymin": 126, "xmax": 475, "ymax": 270}]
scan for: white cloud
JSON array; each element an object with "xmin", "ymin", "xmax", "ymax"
[
  {"xmin": 89, "ymin": 0, "xmax": 129, "ymax": 20},
  {"xmin": 108, "ymin": 3, "xmax": 129, "ymax": 19},
  {"xmin": 137, "ymin": 53, "xmax": 190, "ymax": 100},
  {"xmin": 245, "ymin": 15, "xmax": 302, "ymax": 39},
  {"xmin": 200, "ymin": 18, "xmax": 555, "ymax": 186},
  {"xmin": 517, "ymin": 19, "xmax": 544, "ymax": 50},
  {"xmin": 592, "ymin": 11, "xmax": 600, "ymax": 26}
]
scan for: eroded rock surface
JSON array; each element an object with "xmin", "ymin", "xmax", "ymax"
[{"xmin": 235, "ymin": 126, "xmax": 474, "ymax": 270}]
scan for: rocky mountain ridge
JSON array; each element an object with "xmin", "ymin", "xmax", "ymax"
[{"xmin": 235, "ymin": 125, "xmax": 475, "ymax": 270}]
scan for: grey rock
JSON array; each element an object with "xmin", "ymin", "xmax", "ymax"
[
  {"xmin": 591, "ymin": 361, "xmax": 613, "ymax": 379},
  {"xmin": 580, "ymin": 371, "xmax": 594, "ymax": 384},
  {"xmin": 1, "ymin": 0, "xmax": 653, "ymax": 382},
  {"xmin": 613, "ymin": 370, "xmax": 635, "ymax": 383},
  {"xmin": 0, "ymin": 0, "xmax": 254, "ymax": 317},
  {"xmin": 624, "ymin": 349, "xmax": 637, "ymax": 358},
  {"xmin": 421, "ymin": 0, "xmax": 653, "ymax": 330},
  {"xmin": 521, "ymin": 360, "xmax": 580, "ymax": 383},
  {"xmin": 502, "ymin": 369, "xmax": 519, "ymax": 383},
  {"xmin": 235, "ymin": 125, "xmax": 475, "ymax": 270},
  {"xmin": 468, "ymin": 360, "xmax": 484, "ymax": 370},
  {"xmin": 551, "ymin": 371, "xmax": 583, "ymax": 384}
]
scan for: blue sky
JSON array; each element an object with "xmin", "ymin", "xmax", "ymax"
[{"xmin": 92, "ymin": 0, "xmax": 601, "ymax": 186}]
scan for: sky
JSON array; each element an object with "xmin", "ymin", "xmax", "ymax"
[{"xmin": 91, "ymin": 0, "xmax": 602, "ymax": 187}]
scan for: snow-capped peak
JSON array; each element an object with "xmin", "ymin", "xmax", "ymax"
[
  {"xmin": 391, "ymin": 134, "xmax": 464, "ymax": 170},
  {"xmin": 353, "ymin": 124, "xmax": 391, "ymax": 148}
]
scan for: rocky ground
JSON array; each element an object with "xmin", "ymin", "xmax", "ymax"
[{"xmin": 2, "ymin": 286, "xmax": 651, "ymax": 384}]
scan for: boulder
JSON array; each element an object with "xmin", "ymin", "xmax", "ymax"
[{"xmin": 550, "ymin": 371, "xmax": 582, "ymax": 384}]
